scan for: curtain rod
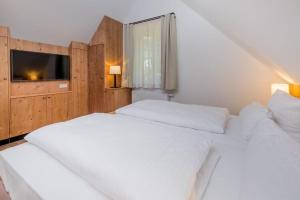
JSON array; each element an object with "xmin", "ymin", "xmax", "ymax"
[{"xmin": 129, "ymin": 12, "xmax": 175, "ymax": 25}]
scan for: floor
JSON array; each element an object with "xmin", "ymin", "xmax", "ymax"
[
  {"xmin": 0, "ymin": 140, "xmax": 26, "ymax": 151},
  {"xmin": 0, "ymin": 140, "xmax": 26, "ymax": 200}
]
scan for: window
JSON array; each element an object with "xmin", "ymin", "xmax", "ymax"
[{"xmin": 132, "ymin": 19, "xmax": 162, "ymax": 88}]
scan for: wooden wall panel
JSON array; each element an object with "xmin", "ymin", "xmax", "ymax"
[
  {"xmin": 10, "ymin": 38, "xmax": 69, "ymax": 55},
  {"xmin": 90, "ymin": 16, "xmax": 123, "ymax": 88},
  {"xmin": 69, "ymin": 42, "xmax": 89, "ymax": 118},
  {"xmin": 11, "ymin": 81, "xmax": 70, "ymax": 97},
  {"xmin": 89, "ymin": 17, "xmax": 131, "ymax": 113},
  {"xmin": 88, "ymin": 44, "xmax": 105, "ymax": 113},
  {"xmin": 0, "ymin": 27, "xmax": 10, "ymax": 140}
]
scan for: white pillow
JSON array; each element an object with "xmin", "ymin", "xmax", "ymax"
[
  {"xmin": 268, "ymin": 90, "xmax": 300, "ymax": 134},
  {"xmin": 117, "ymin": 100, "xmax": 230, "ymax": 134},
  {"xmin": 239, "ymin": 102, "xmax": 272, "ymax": 140},
  {"xmin": 240, "ymin": 118, "xmax": 300, "ymax": 200}
]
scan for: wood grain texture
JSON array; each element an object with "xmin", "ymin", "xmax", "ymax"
[
  {"xmin": 0, "ymin": 26, "xmax": 9, "ymax": 37},
  {"xmin": 10, "ymin": 38, "xmax": 69, "ymax": 55},
  {"xmin": 0, "ymin": 27, "xmax": 10, "ymax": 140},
  {"xmin": 90, "ymin": 16, "xmax": 123, "ymax": 88},
  {"xmin": 104, "ymin": 88, "xmax": 132, "ymax": 113},
  {"xmin": 69, "ymin": 42, "xmax": 89, "ymax": 118},
  {"xmin": 10, "ymin": 97, "xmax": 33, "ymax": 137},
  {"xmin": 31, "ymin": 96, "xmax": 48, "ymax": 130},
  {"xmin": 11, "ymin": 81, "xmax": 70, "ymax": 97},
  {"xmin": 88, "ymin": 44, "xmax": 105, "ymax": 113},
  {"xmin": 10, "ymin": 93, "xmax": 70, "ymax": 137},
  {"xmin": 89, "ymin": 17, "xmax": 131, "ymax": 112},
  {"xmin": 47, "ymin": 93, "xmax": 69, "ymax": 124}
]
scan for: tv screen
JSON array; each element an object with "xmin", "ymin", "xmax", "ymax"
[{"xmin": 11, "ymin": 50, "xmax": 70, "ymax": 82}]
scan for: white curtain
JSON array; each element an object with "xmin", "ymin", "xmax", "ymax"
[
  {"xmin": 161, "ymin": 13, "xmax": 178, "ymax": 91},
  {"xmin": 132, "ymin": 19, "xmax": 162, "ymax": 89},
  {"xmin": 122, "ymin": 24, "xmax": 134, "ymax": 88}
]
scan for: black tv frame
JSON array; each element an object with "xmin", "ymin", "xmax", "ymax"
[{"xmin": 10, "ymin": 49, "xmax": 70, "ymax": 82}]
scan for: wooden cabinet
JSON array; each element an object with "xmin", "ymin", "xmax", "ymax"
[
  {"xmin": 104, "ymin": 88, "xmax": 132, "ymax": 113},
  {"xmin": 69, "ymin": 42, "xmax": 89, "ymax": 119},
  {"xmin": 10, "ymin": 97, "xmax": 34, "ymax": 137},
  {"xmin": 0, "ymin": 27, "xmax": 10, "ymax": 140},
  {"xmin": 10, "ymin": 93, "xmax": 69, "ymax": 137},
  {"xmin": 31, "ymin": 96, "xmax": 48, "ymax": 131},
  {"xmin": 88, "ymin": 44, "xmax": 132, "ymax": 113},
  {"xmin": 47, "ymin": 93, "xmax": 69, "ymax": 124},
  {"xmin": 88, "ymin": 44, "xmax": 105, "ymax": 113}
]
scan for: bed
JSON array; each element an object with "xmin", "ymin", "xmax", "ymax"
[{"xmin": 0, "ymin": 99, "xmax": 298, "ymax": 200}]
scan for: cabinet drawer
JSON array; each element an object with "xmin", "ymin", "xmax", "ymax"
[{"xmin": 11, "ymin": 81, "xmax": 70, "ymax": 96}]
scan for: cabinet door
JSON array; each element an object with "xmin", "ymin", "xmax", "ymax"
[
  {"xmin": 10, "ymin": 96, "xmax": 48, "ymax": 137},
  {"xmin": 103, "ymin": 89, "xmax": 116, "ymax": 113},
  {"xmin": 47, "ymin": 93, "xmax": 69, "ymax": 124},
  {"xmin": 0, "ymin": 36, "xmax": 9, "ymax": 140},
  {"xmin": 70, "ymin": 45, "xmax": 89, "ymax": 118},
  {"xmin": 88, "ymin": 44, "xmax": 105, "ymax": 113},
  {"xmin": 10, "ymin": 98, "xmax": 33, "ymax": 137},
  {"xmin": 115, "ymin": 89, "xmax": 132, "ymax": 109},
  {"xmin": 32, "ymin": 96, "xmax": 48, "ymax": 130}
]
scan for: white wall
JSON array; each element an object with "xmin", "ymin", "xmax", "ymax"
[
  {"xmin": 183, "ymin": 0, "xmax": 300, "ymax": 84},
  {"xmin": 0, "ymin": 0, "xmax": 135, "ymax": 46},
  {"xmin": 125, "ymin": 0, "xmax": 284, "ymax": 114}
]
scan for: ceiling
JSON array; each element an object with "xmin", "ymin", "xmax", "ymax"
[
  {"xmin": 0, "ymin": 0, "xmax": 135, "ymax": 46},
  {"xmin": 183, "ymin": 0, "xmax": 300, "ymax": 83},
  {"xmin": 1, "ymin": 0, "xmax": 299, "ymax": 83}
]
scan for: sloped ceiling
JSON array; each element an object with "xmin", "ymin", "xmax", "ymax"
[
  {"xmin": 183, "ymin": 0, "xmax": 300, "ymax": 83},
  {"xmin": 0, "ymin": 0, "xmax": 135, "ymax": 46},
  {"xmin": 1, "ymin": 0, "xmax": 299, "ymax": 84}
]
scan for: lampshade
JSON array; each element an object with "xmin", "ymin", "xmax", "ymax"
[
  {"xmin": 271, "ymin": 83, "xmax": 289, "ymax": 95},
  {"xmin": 109, "ymin": 66, "xmax": 121, "ymax": 75},
  {"xmin": 290, "ymin": 84, "xmax": 300, "ymax": 98}
]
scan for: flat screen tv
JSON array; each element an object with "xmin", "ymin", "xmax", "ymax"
[{"xmin": 11, "ymin": 50, "xmax": 70, "ymax": 82}]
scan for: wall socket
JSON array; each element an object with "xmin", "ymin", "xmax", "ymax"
[{"xmin": 59, "ymin": 83, "xmax": 68, "ymax": 89}]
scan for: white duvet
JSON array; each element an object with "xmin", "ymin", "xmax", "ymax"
[
  {"xmin": 116, "ymin": 100, "xmax": 229, "ymax": 133},
  {"xmin": 25, "ymin": 113, "xmax": 216, "ymax": 200}
]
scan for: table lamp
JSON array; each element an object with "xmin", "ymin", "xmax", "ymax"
[{"xmin": 110, "ymin": 65, "xmax": 121, "ymax": 88}]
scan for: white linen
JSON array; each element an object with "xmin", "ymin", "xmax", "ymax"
[
  {"xmin": 268, "ymin": 90, "xmax": 300, "ymax": 134},
  {"xmin": 0, "ymin": 143, "xmax": 108, "ymax": 200},
  {"xmin": 116, "ymin": 100, "xmax": 230, "ymax": 133},
  {"xmin": 202, "ymin": 116, "xmax": 246, "ymax": 200},
  {"xmin": 239, "ymin": 102, "xmax": 272, "ymax": 140},
  {"xmin": 190, "ymin": 148, "xmax": 220, "ymax": 200},
  {"xmin": 132, "ymin": 19, "xmax": 162, "ymax": 88},
  {"xmin": 240, "ymin": 118, "xmax": 300, "ymax": 200},
  {"xmin": 25, "ymin": 113, "xmax": 215, "ymax": 200}
]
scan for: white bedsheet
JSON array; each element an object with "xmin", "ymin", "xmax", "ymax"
[
  {"xmin": 116, "ymin": 100, "xmax": 229, "ymax": 133},
  {"xmin": 0, "ymin": 143, "xmax": 108, "ymax": 200},
  {"xmin": 25, "ymin": 113, "xmax": 216, "ymax": 200},
  {"xmin": 200, "ymin": 116, "xmax": 246, "ymax": 200},
  {"xmin": 0, "ymin": 116, "xmax": 246, "ymax": 200}
]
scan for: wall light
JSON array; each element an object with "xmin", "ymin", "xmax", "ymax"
[
  {"xmin": 290, "ymin": 84, "xmax": 300, "ymax": 98},
  {"xmin": 271, "ymin": 83, "xmax": 289, "ymax": 95}
]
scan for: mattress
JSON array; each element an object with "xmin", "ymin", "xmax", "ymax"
[
  {"xmin": 201, "ymin": 116, "xmax": 246, "ymax": 200},
  {"xmin": 0, "ymin": 143, "xmax": 109, "ymax": 200},
  {"xmin": 0, "ymin": 116, "xmax": 246, "ymax": 200}
]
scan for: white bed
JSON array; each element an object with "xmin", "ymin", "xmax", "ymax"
[{"xmin": 0, "ymin": 113, "xmax": 246, "ymax": 200}]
